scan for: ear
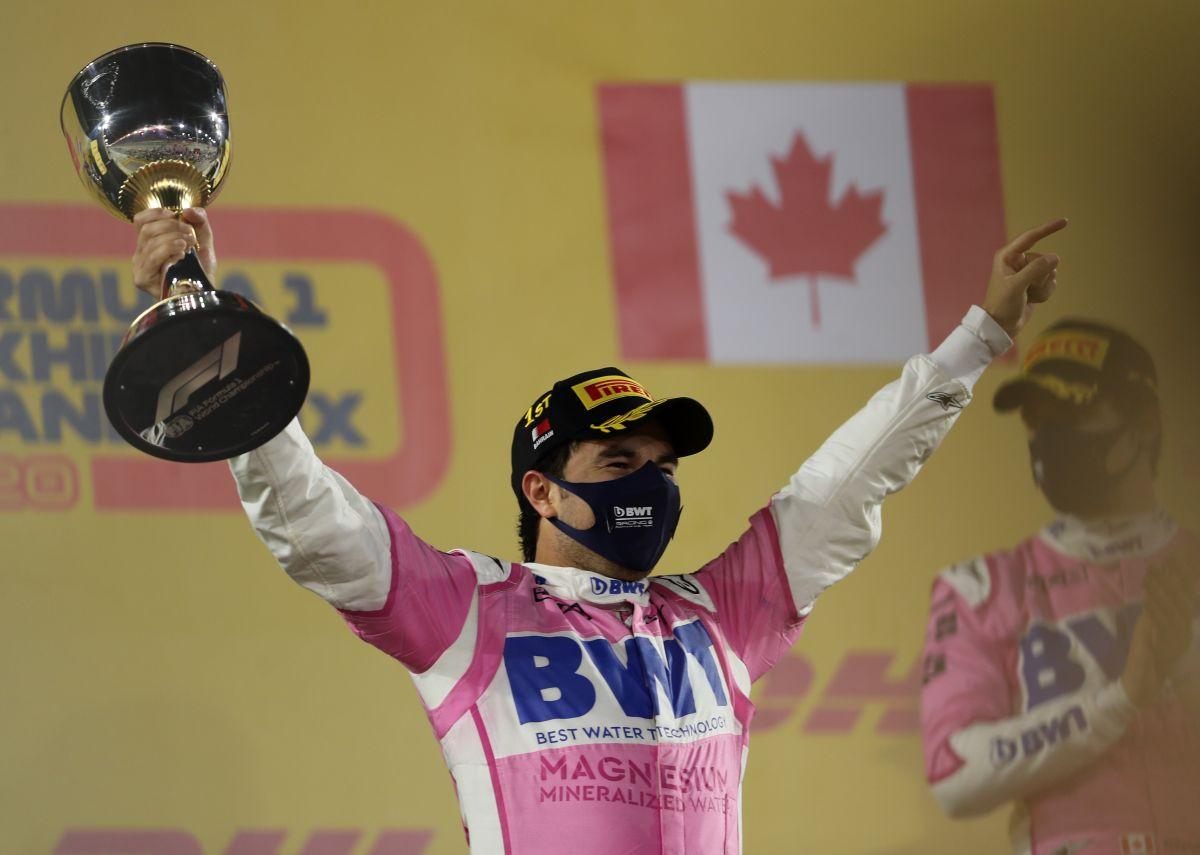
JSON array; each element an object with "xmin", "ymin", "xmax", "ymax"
[{"xmin": 521, "ymin": 470, "xmax": 557, "ymax": 519}]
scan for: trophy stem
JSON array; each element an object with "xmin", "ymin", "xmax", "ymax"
[
  {"xmin": 119, "ymin": 160, "xmax": 212, "ymax": 220},
  {"xmin": 162, "ymin": 249, "xmax": 213, "ymax": 301}
]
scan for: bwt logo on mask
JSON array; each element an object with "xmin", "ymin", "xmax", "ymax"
[
  {"xmin": 614, "ymin": 506, "xmax": 653, "ymax": 518},
  {"xmin": 590, "ymin": 577, "xmax": 647, "ymax": 596},
  {"xmin": 613, "ymin": 506, "xmax": 654, "ymax": 529}
]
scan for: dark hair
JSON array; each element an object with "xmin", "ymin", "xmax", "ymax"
[{"xmin": 516, "ymin": 442, "xmax": 576, "ymax": 562}]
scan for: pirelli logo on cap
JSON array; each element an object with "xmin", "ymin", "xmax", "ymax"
[
  {"xmin": 573, "ymin": 375, "xmax": 652, "ymax": 410},
  {"xmin": 1024, "ymin": 331, "xmax": 1110, "ymax": 372}
]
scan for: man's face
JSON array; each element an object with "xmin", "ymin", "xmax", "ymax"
[
  {"xmin": 1018, "ymin": 392, "xmax": 1155, "ymax": 515},
  {"xmin": 530, "ymin": 422, "xmax": 680, "ymax": 579},
  {"xmin": 552, "ymin": 422, "xmax": 678, "ymax": 532}
]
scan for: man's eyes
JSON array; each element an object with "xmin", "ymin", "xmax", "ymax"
[{"xmin": 604, "ymin": 460, "xmax": 676, "ymax": 477}]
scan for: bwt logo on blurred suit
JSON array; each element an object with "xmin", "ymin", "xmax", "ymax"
[
  {"xmin": 0, "ymin": 206, "xmax": 450, "ymax": 512},
  {"xmin": 597, "ymin": 81, "xmax": 1007, "ymax": 364}
]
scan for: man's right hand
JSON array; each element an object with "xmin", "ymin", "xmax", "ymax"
[
  {"xmin": 981, "ymin": 218, "xmax": 1067, "ymax": 340},
  {"xmin": 1122, "ymin": 553, "xmax": 1199, "ymax": 708},
  {"xmin": 132, "ymin": 207, "xmax": 217, "ymax": 299}
]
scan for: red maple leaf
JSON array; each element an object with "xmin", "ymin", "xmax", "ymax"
[{"xmin": 726, "ymin": 132, "xmax": 887, "ymax": 326}]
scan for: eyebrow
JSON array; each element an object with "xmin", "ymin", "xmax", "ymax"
[{"xmin": 596, "ymin": 445, "xmax": 679, "ymax": 467}]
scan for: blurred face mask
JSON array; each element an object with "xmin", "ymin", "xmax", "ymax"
[
  {"xmin": 1029, "ymin": 421, "xmax": 1138, "ymax": 516},
  {"xmin": 545, "ymin": 462, "xmax": 682, "ymax": 574}
]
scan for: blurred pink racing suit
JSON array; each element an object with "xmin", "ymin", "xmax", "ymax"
[
  {"xmin": 921, "ymin": 511, "xmax": 1200, "ymax": 855},
  {"xmin": 231, "ymin": 307, "xmax": 1009, "ymax": 854}
]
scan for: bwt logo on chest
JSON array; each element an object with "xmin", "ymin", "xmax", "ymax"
[
  {"xmin": 1019, "ymin": 602, "xmax": 1143, "ymax": 709},
  {"xmin": 503, "ymin": 620, "xmax": 729, "ymax": 724}
]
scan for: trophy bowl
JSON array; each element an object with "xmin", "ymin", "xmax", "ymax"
[{"xmin": 61, "ymin": 43, "xmax": 309, "ymax": 462}]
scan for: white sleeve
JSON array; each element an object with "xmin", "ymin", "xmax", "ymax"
[
  {"xmin": 769, "ymin": 305, "xmax": 1011, "ymax": 612},
  {"xmin": 931, "ymin": 681, "xmax": 1138, "ymax": 818},
  {"xmin": 228, "ymin": 418, "xmax": 392, "ymax": 611}
]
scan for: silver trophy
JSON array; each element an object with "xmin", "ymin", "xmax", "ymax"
[{"xmin": 61, "ymin": 43, "xmax": 309, "ymax": 462}]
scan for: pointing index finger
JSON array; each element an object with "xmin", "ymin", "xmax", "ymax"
[{"xmin": 1002, "ymin": 218, "xmax": 1068, "ymax": 261}]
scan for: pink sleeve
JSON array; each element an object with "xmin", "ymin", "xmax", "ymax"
[
  {"xmin": 338, "ymin": 504, "xmax": 479, "ymax": 673},
  {"xmin": 920, "ymin": 575, "xmax": 1013, "ymax": 783},
  {"xmin": 694, "ymin": 508, "xmax": 806, "ymax": 683}
]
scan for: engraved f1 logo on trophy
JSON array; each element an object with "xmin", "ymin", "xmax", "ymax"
[
  {"xmin": 155, "ymin": 331, "xmax": 241, "ymax": 426},
  {"xmin": 61, "ymin": 43, "xmax": 310, "ymax": 461}
]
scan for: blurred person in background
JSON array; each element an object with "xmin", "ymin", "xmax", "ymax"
[
  {"xmin": 133, "ymin": 208, "xmax": 1062, "ymax": 854},
  {"xmin": 920, "ymin": 320, "xmax": 1200, "ymax": 855}
]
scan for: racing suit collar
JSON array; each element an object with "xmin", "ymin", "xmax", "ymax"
[
  {"xmin": 1040, "ymin": 507, "xmax": 1177, "ymax": 562},
  {"xmin": 523, "ymin": 562, "xmax": 652, "ymax": 606}
]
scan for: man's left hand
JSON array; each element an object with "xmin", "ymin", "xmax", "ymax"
[{"xmin": 982, "ymin": 218, "xmax": 1068, "ymax": 339}]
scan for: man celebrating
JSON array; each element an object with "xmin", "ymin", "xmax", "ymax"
[
  {"xmin": 920, "ymin": 320, "xmax": 1199, "ymax": 854},
  {"xmin": 133, "ymin": 208, "xmax": 1063, "ymax": 853}
]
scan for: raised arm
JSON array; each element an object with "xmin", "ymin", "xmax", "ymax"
[
  {"xmin": 691, "ymin": 220, "xmax": 1065, "ymax": 679},
  {"xmin": 229, "ymin": 419, "xmax": 393, "ymax": 610},
  {"xmin": 227, "ymin": 420, "xmax": 487, "ymax": 674},
  {"xmin": 770, "ymin": 218, "xmax": 1066, "ymax": 612},
  {"xmin": 131, "ymin": 209, "xmax": 481, "ymax": 674},
  {"xmin": 766, "ymin": 303, "xmax": 1010, "ymax": 615}
]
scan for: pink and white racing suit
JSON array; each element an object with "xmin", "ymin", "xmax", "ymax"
[
  {"xmin": 231, "ymin": 307, "xmax": 1009, "ymax": 854},
  {"xmin": 921, "ymin": 511, "xmax": 1200, "ymax": 855}
]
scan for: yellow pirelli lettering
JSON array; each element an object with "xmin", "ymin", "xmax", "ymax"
[
  {"xmin": 573, "ymin": 375, "xmax": 651, "ymax": 410},
  {"xmin": 1024, "ymin": 331, "xmax": 1109, "ymax": 371}
]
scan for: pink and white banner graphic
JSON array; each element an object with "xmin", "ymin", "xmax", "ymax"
[{"xmin": 598, "ymin": 82, "xmax": 1007, "ymax": 363}]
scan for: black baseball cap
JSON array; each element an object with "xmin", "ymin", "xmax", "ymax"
[
  {"xmin": 511, "ymin": 367, "xmax": 713, "ymax": 499},
  {"xmin": 993, "ymin": 318, "xmax": 1158, "ymax": 413}
]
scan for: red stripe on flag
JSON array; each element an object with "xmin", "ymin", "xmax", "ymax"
[
  {"xmin": 905, "ymin": 85, "xmax": 1010, "ymax": 356},
  {"xmin": 597, "ymin": 84, "xmax": 707, "ymax": 360}
]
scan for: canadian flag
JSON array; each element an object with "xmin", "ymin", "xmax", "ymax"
[{"xmin": 597, "ymin": 82, "xmax": 1007, "ymax": 363}]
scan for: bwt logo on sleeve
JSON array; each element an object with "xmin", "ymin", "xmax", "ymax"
[
  {"xmin": 989, "ymin": 705, "xmax": 1088, "ymax": 768},
  {"xmin": 0, "ymin": 205, "xmax": 450, "ymax": 513}
]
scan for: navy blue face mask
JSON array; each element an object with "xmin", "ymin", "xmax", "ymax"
[
  {"xmin": 544, "ymin": 461, "xmax": 682, "ymax": 574},
  {"xmin": 1029, "ymin": 421, "xmax": 1138, "ymax": 516}
]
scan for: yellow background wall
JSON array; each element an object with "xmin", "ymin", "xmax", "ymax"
[{"xmin": 2, "ymin": 2, "xmax": 1198, "ymax": 852}]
